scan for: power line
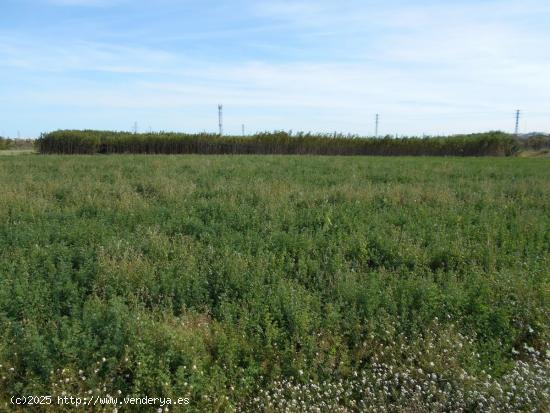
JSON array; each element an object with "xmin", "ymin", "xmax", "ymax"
[
  {"xmin": 218, "ymin": 104, "xmax": 223, "ymax": 136},
  {"xmin": 515, "ymin": 109, "xmax": 520, "ymax": 136},
  {"xmin": 375, "ymin": 114, "xmax": 379, "ymax": 137}
]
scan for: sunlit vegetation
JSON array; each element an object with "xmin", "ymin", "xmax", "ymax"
[
  {"xmin": 1, "ymin": 138, "xmax": 35, "ymax": 149},
  {"xmin": 0, "ymin": 137, "xmax": 11, "ymax": 150},
  {"xmin": 37, "ymin": 130, "xmax": 520, "ymax": 156},
  {"xmin": 0, "ymin": 155, "xmax": 549, "ymax": 412}
]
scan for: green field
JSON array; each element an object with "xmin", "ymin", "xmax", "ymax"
[{"xmin": 1, "ymin": 155, "xmax": 549, "ymax": 412}]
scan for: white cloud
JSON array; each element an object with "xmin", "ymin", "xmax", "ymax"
[{"xmin": 1, "ymin": 0, "xmax": 550, "ymax": 136}]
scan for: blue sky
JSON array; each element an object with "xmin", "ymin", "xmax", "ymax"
[{"xmin": 1, "ymin": 0, "xmax": 549, "ymax": 137}]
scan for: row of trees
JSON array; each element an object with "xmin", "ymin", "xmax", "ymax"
[
  {"xmin": 0, "ymin": 137, "xmax": 11, "ymax": 150},
  {"xmin": 0, "ymin": 137, "xmax": 35, "ymax": 150},
  {"xmin": 36, "ymin": 130, "xmax": 520, "ymax": 156},
  {"xmin": 520, "ymin": 135, "xmax": 550, "ymax": 150}
]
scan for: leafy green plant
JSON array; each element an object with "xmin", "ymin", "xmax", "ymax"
[{"xmin": 0, "ymin": 155, "xmax": 548, "ymax": 411}]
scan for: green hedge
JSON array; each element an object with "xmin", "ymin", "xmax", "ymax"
[{"xmin": 36, "ymin": 130, "xmax": 519, "ymax": 156}]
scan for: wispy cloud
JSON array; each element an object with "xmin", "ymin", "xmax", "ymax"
[
  {"xmin": 1, "ymin": 0, "xmax": 549, "ymax": 137},
  {"xmin": 44, "ymin": 0, "xmax": 124, "ymax": 6},
  {"xmin": 0, "ymin": 35, "xmax": 177, "ymax": 74}
]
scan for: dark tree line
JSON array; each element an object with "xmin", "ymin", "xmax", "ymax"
[{"xmin": 36, "ymin": 130, "xmax": 520, "ymax": 156}]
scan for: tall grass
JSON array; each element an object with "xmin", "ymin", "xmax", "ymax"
[{"xmin": 37, "ymin": 130, "xmax": 519, "ymax": 156}]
